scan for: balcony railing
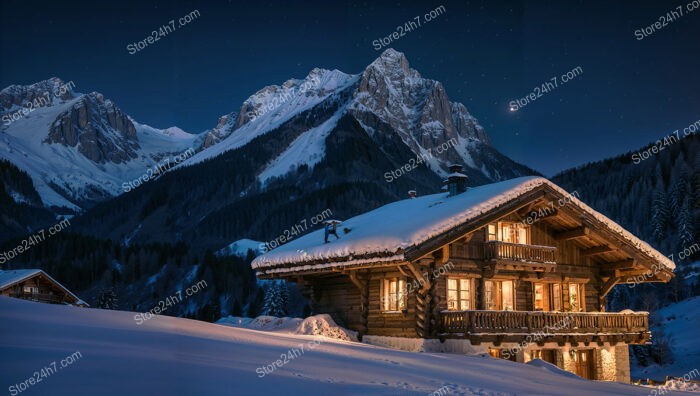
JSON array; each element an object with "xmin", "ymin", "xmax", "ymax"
[
  {"xmin": 440, "ymin": 310, "xmax": 649, "ymax": 335},
  {"xmin": 449, "ymin": 241, "xmax": 557, "ymax": 264},
  {"xmin": 11, "ymin": 292, "xmax": 65, "ymax": 304}
]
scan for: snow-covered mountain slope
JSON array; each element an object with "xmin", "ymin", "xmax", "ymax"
[
  {"xmin": 189, "ymin": 68, "xmax": 360, "ymax": 164},
  {"xmin": 182, "ymin": 49, "xmax": 535, "ymax": 185},
  {"xmin": 0, "ymin": 78, "xmax": 200, "ymax": 210},
  {"xmin": 632, "ymin": 295, "xmax": 700, "ymax": 380},
  {"xmin": 0, "ymin": 296, "xmax": 682, "ymax": 396},
  {"xmin": 216, "ymin": 238, "xmax": 263, "ymax": 258}
]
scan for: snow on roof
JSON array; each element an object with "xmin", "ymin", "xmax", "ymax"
[
  {"xmin": 0, "ymin": 269, "xmax": 84, "ymax": 304},
  {"xmin": 252, "ymin": 176, "xmax": 675, "ymax": 273},
  {"xmin": 0, "ymin": 269, "xmax": 42, "ymax": 289},
  {"xmin": 446, "ymin": 172, "xmax": 468, "ymax": 178}
]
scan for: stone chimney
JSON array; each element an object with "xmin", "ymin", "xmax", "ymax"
[
  {"xmin": 408, "ymin": 190, "xmax": 417, "ymax": 199},
  {"xmin": 445, "ymin": 164, "xmax": 468, "ymax": 196}
]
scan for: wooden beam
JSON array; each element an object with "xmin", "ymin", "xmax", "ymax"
[
  {"xmin": 600, "ymin": 276, "xmax": 620, "ymax": 298},
  {"xmin": 404, "ymin": 262, "xmax": 431, "ymax": 293},
  {"xmin": 347, "ymin": 271, "xmax": 363, "ymax": 291},
  {"xmin": 537, "ymin": 208, "xmax": 559, "ymax": 220},
  {"xmin": 397, "ymin": 265, "xmax": 411, "ymax": 277},
  {"xmin": 603, "ymin": 259, "xmax": 637, "ymax": 270},
  {"xmin": 441, "ymin": 245, "xmax": 450, "ymax": 264},
  {"xmin": 554, "ymin": 226, "xmax": 590, "ymax": 241},
  {"xmin": 581, "ymin": 245, "xmax": 616, "ymax": 257},
  {"xmin": 614, "ymin": 269, "xmax": 651, "ymax": 278}
]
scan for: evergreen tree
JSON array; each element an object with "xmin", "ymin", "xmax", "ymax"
[
  {"xmin": 98, "ymin": 288, "xmax": 118, "ymax": 310},
  {"xmin": 231, "ymin": 299, "xmax": 242, "ymax": 317},
  {"xmin": 280, "ymin": 281, "xmax": 289, "ymax": 315},
  {"xmin": 262, "ymin": 281, "xmax": 287, "ymax": 317},
  {"xmin": 678, "ymin": 199, "xmax": 695, "ymax": 246},
  {"xmin": 247, "ymin": 287, "xmax": 265, "ymax": 318},
  {"xmin": 650, "ymin": 189, "xmax": 669, "ymax": 240}
]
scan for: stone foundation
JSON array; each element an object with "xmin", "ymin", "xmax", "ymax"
[{"xmin": 361, "ymin": 337, "xmax": 632, "ymax": 382}]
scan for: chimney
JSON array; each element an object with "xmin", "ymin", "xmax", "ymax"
[
  {"xmin": 408, "ymin": 190, "xmax": 417, "ymax": 199},
  {"xmin": 445, "ymin": 164, "xmax": 468, "ymax": 196}
]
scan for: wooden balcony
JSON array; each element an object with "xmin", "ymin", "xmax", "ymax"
[
  {"xmin": 440, "ymin": 310, "xmax": 650, "ymax": 345},
  {"xmin": 11, "ymin": 292, "xmax": 66, "ymax": 304},
  {"xmin": 449, "ymin": 241, "xmax": 557, "ymax": 271}
]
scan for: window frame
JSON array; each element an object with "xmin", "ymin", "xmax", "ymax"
[
  {"xmin": 381, "ymin": 278, "xmax": 407, "ymax": 313},
  {"xmin": 484, "ymin": 279, "xmax": 516, "ymax": 311},
  {"xmin": 446, "ymin": 277, "xmax": 474, "ymax": 311},
  {"xmin": 551, "ymin": 283, "xmax": 562, "ymax": 311},
  {"xmin": 567, "ymin": 283, "xmax": 585, "ymax": 312},
  {"xmin": 485, "ymin": 222, "xmax": 530, "ymax": 244},
  {"xmin": 533, "ymin": 282, "xmax": 550, "ymax": 311}
]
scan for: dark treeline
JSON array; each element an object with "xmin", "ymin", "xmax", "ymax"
[{"xmin": 0, "ymin": 232, "xmax": 262, "ymax": 321}]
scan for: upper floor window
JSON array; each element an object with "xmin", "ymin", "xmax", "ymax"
[
  {"xmin": 23, "ymin": 286, "xmax": 38, "ymax": 294},
  {"xmin": 381, "ymin": 278, "xmax": 406, "ymax": 312},
  {"xmin": 486, "ymin": 222, "xmax": 529, "ymax": 244},
  {"xmin": 533, "ymin": 283, "xmax": 550, "ymax": 311},
  {"xmin": 568, "ymin": 283, "xmax": 584, "ymax": 312},
  {"xmin": 447, "ymin": 278, "xmax": 473, "ymax": 310},
  {"xmin": 485, "ymin": 280, "xmax": 515, "ymax": 310},
  {"xmin": 532, "ymin": 283, "xmax": 584, "ymax": 312}
]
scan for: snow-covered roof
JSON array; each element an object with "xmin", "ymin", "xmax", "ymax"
[
  {"xmin": 0, "ymin": 269, "xmax": 43, "ymax": 289},
  {"xmin": 0, "ymin": 269, "xmax": 84, "ymax": 305},
  {"xmin": 252, "ymin": 177, "xmax": 675, "ymax": 274}
]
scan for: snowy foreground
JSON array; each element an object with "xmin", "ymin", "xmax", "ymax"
[{"xmin": 0, "ymin": 297, "xmax": 692, "ymax": 396}]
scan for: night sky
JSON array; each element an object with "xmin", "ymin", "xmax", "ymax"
[{"xmin": 1, "ymin": 0, "xmax": 698, "ymax": 176}]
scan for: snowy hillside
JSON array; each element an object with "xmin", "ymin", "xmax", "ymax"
[
  {"xmin": 0, "ymin": 296, "xmax": 685, "ymax": 396},
  {"xmin": 0, "ymin": 78, "xmax": 200, "ymax": 210},
  {"xmin": 633, "ymin": 296, "xmax": 700, "ymax": 380}
]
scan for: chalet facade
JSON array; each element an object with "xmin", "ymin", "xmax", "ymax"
[
  {"xmin": 252, "ymin": 173, "xmax": 674, "ymax": 382},
  {"xmin": 0, "ymin": 269, "xmax": 88, "ymax": 307}
]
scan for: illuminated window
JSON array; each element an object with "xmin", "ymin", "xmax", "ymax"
[
  {"xmin": 568, "ymin": 284, "xmax": 584, "ymax": 312},
  {"xmin": 487, "ymin": 224, "xmax": 497, "ymax": 241},
  {"xmin": 533, "ymin": 283, "xmax": 549, "ymax": 311},
  {"xmin": 447, "ymin": 278, "xmax": 472, "ymax": 310},
  {"xmin": 552, "ymin": 284, "xmax": 562, "ymax": 311},
  {"xmin": 485, "ymin": 280, "xmax": 515, "ymax": 310},
  {"xmin": 486, "ymin": 222, "xmax": 529, "ymax": 244},
  {"xmin": 382, "ymin": 278, "xmax": 406, "ymax": 312},
  {"xmin": 23, "ymin": 286, "xmax": 38, "ymax": 294}
]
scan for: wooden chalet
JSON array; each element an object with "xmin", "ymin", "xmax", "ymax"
[
  {"xmin": 0, "ymin": 269, "xmax": 88, "ymax": 307},
  {"xmin": 252, "ymin": 171, "xmax": 674, "ymax": 382}
]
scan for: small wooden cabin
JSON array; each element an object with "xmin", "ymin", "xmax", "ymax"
[
  {"xmin": 0, "ymin": 269, "xmax": 88, "ymax": 307},
  {"xmin": 252, "ymin": 174, "xmax": 674, "ymax": 382}
]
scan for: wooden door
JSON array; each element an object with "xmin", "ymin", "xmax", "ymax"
[
  {"xmin": 533, "ymin": 349, "xmax": 557, "ymax": 365},
  {"xmin": 572, "ymin": 350, "xmax": 595, "ymax": 380}
]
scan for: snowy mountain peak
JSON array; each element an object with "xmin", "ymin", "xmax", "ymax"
[
  {"xmin": 0, "ymin": 77, "xmax": 77, "ymax": 112},
  {"xmin": 0, "ymin": 78, "xmax": 198, "ymax": 209},
  {"xmin": 188, "ymin": 49, "xmax": 532, "ymax": 186},
  {"xmin": 195, "ymin": 68, "xmax": 359, "ymax": 153},
  {"xmin": 368, "ymin": 48, "xmax": 415, "ymax": 77}
]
